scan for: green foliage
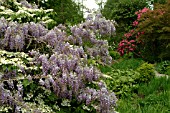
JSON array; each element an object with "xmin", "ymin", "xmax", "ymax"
[
  {"xmin": 30, "ymin": 0, "xmax": 84, "ymax": 25},
  {"xmin": 105, "ymin": 69, "xmax": 140, "ymax": 97},
  {"xmin": 109, "ymin": 51, "xmax": 121, "ymax": 60},
  {"xmin": 165, "ymin": 66, "xmax": 170, "ymax": 76},
  {"xmin": 117, "ymin": 76, "xmax": 170, "ymax": 113},
  {"xmin": 103, "ymin": 0, "xmax": 148, "ymax": 26},
  {"xmin": 155, "ymin": 60, "xmax": 170, "ymax": 75},
  {"xmin": 134, "ymin": 1, "xmax": 170, "ymax": 61},
  {"xmin": 154, "ymin": 0, "xmax": 168, "ymax": 4},
  {"xmin": 98, "ymin": 65, "xmax": 112, "ymax": 74},
  {"xmin": 136, "ymin": 63, "xmax": 155, "ymax": 82},
  {"xmin": 111, "ymin": 58, "xmax": 144, "ymax": 70},
  {"xmin": 103, "ymin": 61, "xmax": 155, "ymax": 97}
]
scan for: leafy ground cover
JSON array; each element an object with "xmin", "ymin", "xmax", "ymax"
[
  {"xmin": 100, "ymin": 59, "xmax": 155, "ymax": 97},
  {"xmin": 99, "ymin": 58, "xmax": 170, "ymax": 113},
  {"xmin": 155, "ymin": 60, "xmax": 170, "ymax": 76}
]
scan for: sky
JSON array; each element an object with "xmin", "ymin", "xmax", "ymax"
[
  {"xmin": 84, "ymin": 0, "xmax": 99, "ymax": 10},
  {"xmin": 74, "ymin": 0, "xmax": 107, "ymax": 17},
  {"xmin": 83, "ymin": 0, "xmax": 107, "ymax": 9}
]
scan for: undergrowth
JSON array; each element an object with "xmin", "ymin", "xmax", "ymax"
[{"xmin": 117, "ymin": 76, "xmax": 170, "ymax": 113}]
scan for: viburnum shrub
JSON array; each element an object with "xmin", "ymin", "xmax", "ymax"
[
  {"xmin": 0, "ymin": 1, "xmax": 117, "ymax": 112},
  {"xmin": 117, "ymin": 7, "xmax": 150, "ymax": 57},
  {"xmin": 0, "ymin": 0, "xmax": 56, "ymax": 28}
]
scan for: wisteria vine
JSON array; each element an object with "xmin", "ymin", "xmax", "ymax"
[{"xmin": 0, "ymin": 8, "xmax": 117, "ymax": 113}]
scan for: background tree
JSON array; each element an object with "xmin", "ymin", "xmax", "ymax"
[{"xmin": 26, "ymin": 0, "xmax": 84, "ymax": 25}]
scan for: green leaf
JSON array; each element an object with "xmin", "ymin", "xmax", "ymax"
[{"xmin": 22, "ymin": 79, "xmax": 31, "ymax": 87}]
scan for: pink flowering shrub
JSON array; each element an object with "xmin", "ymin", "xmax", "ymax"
[
  {"xmin": 133, "ymin": 2, "xmax": 170, "ymax": 61},
  {"xmin": 117, "ymin": 39, "xmax": 136, "ymax": 56},
  {"xmin": 117, "ymin": 7, "xmax": 150, "ymax": 56},
  {"xmin": 136, "ymin": 7, "xmax": 150, "ymax": 20}
]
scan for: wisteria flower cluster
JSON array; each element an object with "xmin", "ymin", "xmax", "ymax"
[
  {"xmin": 69, "ymin": 12, "xmax": 116, "ymax": 64},
  {"xmin": 0, "ymin": 11, "xmax": 117, "ymax": 113}
]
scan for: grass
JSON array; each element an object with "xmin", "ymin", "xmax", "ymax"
[
  {"xmin": 98, "ymin": 58, "xmax": 144, "ymax": 74},
  {"xmin": 98, "ymin": 58, "xmax": 170, "ymax": 113},
  {"xmin": 111, "ymin": 58, "xmax": 144, "ymax": 70},
  {"xmin": 116, "ymin": 76, "xmax": 170, "ymax": 113}
]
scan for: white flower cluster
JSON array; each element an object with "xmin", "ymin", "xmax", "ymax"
[{"xmin": 0, "ymin": 0, "xmax": 55, "ymax": 25}]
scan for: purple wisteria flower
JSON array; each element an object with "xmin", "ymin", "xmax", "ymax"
[{"xmin": 0, "ymin": 14, "xmax": 117, "ymax": 112}]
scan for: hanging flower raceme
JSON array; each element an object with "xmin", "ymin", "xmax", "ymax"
[{"xmin": 0, "ymin": 11, "xmax": 117, "ymax": 112}]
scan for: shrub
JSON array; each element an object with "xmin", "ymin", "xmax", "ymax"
[
  {"xmin": 109, "ymin": 51, "xmax": 121, "ymax": 60},
  {"xmin": 105, "ymin": 62, "xmax": 155, "ymax": 98},
  {"xmin": 0, "ymin": 0, "xmax": 56, "ymax": 28},
  {"xmin": 105, "ymin": 69, "xmax": 140, "ymax": 97},
  {"xmin": 0, "ymin": 10, "xmax": 117, "ymax": 113},
  {"xmin": 117, "ymin": 7, "xmax": 149, "ymax": 57},
  {"xmin": 136, "ymin": 63, "xmax": 155, "ymax": 82},
  {"xmin": 134, "ymin": 1, "xmax": 170, "ymax": 61},
  {"xmin": 155, "ymin": 60, "xmax": 170, "ymax": 75},
  {"xmin": 117, "ymin": 0, "xmax": 170, "ymax": 62}
]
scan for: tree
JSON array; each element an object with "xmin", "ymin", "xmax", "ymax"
[{"xmin": 26, "ymin": 0, "xmax": 84, "ymax": 25}]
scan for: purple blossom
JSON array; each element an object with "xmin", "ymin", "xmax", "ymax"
[
  {"xmin": 0, "ymin": 17, "xmax": 8, "ymax": 32},
  {"xmin": 29, "ymin": 22, "xmax": 47, "ymax": 38},
  {"xmin": 38, "ymin": 55, "xmax": 50, "ymax": 75},
  {"xmin": 15, "ymin": 34, "xmax": 25, "ymax": 51},
  {"xmin": 20, "ymin": 0, "xmax": 33, "ymax": 8},
  {"xmin": 0, "ymin": 16, "xmax": 117, "ymax": 112}
]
